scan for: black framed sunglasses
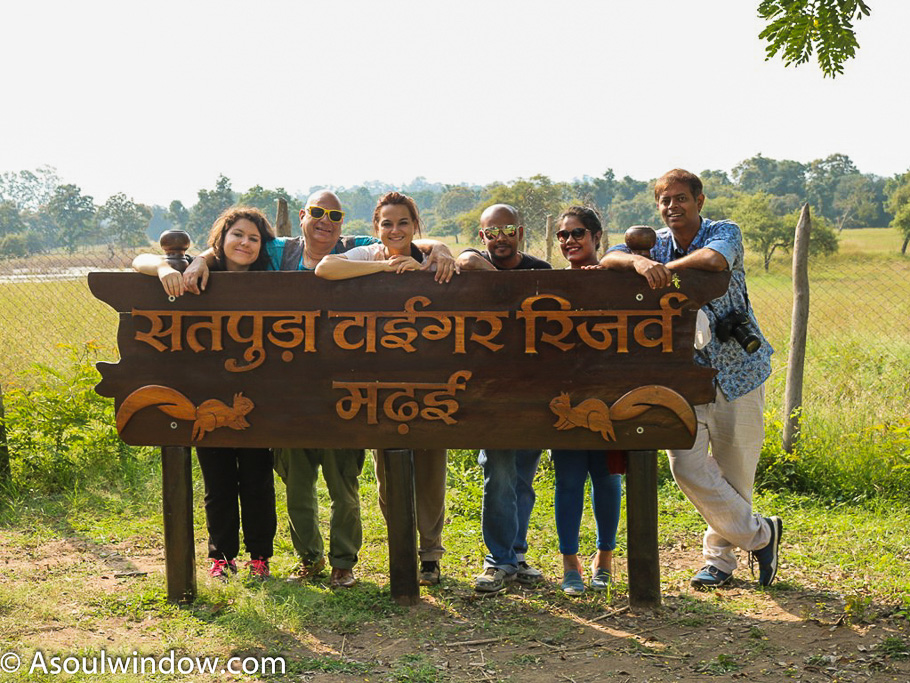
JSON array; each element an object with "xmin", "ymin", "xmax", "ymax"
[
  {"xmin": 306, "ymin": 205, "xmax": 345, "ymax": 223},
  {"xmin": 556, "ymin": 227, "xmax": 589, "ymax": 242}
]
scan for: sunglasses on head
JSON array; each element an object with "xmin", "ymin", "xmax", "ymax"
[
  {"xmin": 482, "ymin": 225, "xmax": 518, "ymax": 239},
  {"xmin": 556, "ymin": 227, "xmax": 589, "ymax": 242},
  {"xmin": 306, "ymin": 205, "xmax": 345, "ymax": 223}
]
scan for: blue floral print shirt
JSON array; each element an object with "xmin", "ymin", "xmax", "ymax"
[{"xmin": 609, "ymin": 217, "xmax": 773, "ymax": 401}]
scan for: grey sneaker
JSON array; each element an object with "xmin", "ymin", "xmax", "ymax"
[
  {"xmin": 474, "ymin": 567, "xmax": 516, "ymax": 593},
  {"xmin": 516, "ymin": 561, "xmax": 544, "ymax": 585}
]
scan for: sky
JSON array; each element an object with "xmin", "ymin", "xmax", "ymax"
[{"xmin": 2, "ymin": 0, "xmax": 908, "ymax": 208}]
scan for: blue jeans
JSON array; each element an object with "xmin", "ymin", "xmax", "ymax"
[
  {"xmin": 551, "ymin": 450, "xmax": 622, "ymax": 556},
  {"xmin": 478, "ymin": 449, "xmax": 542, "ymax": 572}
]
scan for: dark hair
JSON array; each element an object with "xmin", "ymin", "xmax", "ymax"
[
  {"xmin": 208, "ymin": 206, "xmax": 276, "ymax": 271},
  {"xmin": 556, "ymin": 205, "xmax": 605, "ymax": 251},
  {"xmin": 654, "ymin": 169, "xmax": 703, "ymax": 202},
  {"xmin": 372, "ymin": 192, "xmax": 422, "ymax": 236}
]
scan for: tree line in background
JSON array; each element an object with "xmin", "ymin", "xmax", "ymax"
[{"xmin": 2, "ymin": 153, "xmax": 909, "ymax": 266}]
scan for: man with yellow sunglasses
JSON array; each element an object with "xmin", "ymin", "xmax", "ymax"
[{"xmin": 182, "ymin": 189, "xmax": 457, "ymax": 291}]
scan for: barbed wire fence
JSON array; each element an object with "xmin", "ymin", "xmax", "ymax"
[{"xmin": 1, "ymin": 218, "xmax": 908, "ymax": 448}]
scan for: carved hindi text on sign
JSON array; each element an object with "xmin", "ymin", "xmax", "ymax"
[
  {"xmin": 330, "ymin": 296, "xmax": 509, "ymax": 354},
  {"xmin": 130, "ymin": 292, "xmax": 691, "ymax": 367},
  {"xmin": 517, "ymin": 292, "xmax": 685, "ymax": 353},
  {"xmin": 133, "ymin": 309, "xmax": 319, "ymax": 371},
  {"xmin": 333, "ymin": 370, "xmax": 472, "ymax": 434}
]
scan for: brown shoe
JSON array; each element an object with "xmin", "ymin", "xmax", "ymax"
[
  {"xmin": 419, "ymin": 560, "xmax": 441, "ymax": 586},
  {"xmin": 290, "ymin": 557, "xmax": 326, "ymax": 581},
  {"xmin": 330, "ymin": 567, "xmax": 357, "ymax": 589}
]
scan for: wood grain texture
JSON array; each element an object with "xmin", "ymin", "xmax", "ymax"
[
  {"xmin": 90, "ymin": 269, "xmax": 729, "ymax": 450},
  {"xmin": 161, "ymin": 446, "xmax": 196, "ymax": 603}
]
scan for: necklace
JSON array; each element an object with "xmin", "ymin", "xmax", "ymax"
[{"xmin": 302, "ymin": 248, "xmax": 325, "ymax": 269}]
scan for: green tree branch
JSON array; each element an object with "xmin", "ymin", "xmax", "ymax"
[{"xmin": 758, "ymin": 0, "xmax": 871, "ymax": 77}]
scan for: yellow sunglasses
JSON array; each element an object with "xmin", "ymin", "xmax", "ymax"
[{"xmin": 305, "ymin": 205, "xmax": 345, "ymax": 223}]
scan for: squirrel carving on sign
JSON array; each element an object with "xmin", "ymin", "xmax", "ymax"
[
  {"xmin": 549, "ymin": 385, "xmax": 696, "ymax": 442},
  {"xmin": 115, "ymin": 385, "xmax": 254, "ymax": 441}
]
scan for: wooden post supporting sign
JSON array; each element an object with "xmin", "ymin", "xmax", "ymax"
[
  {"xmin": 381, "ymin": 449, "xmax": 419, "ymax": 605},
  {"xmin": 625, "ymin": 450, "xmax": 661, "ymax": 608},
  {"xmin": 162, "ymin": 445, "xmax": 196, "ymax": 602}
]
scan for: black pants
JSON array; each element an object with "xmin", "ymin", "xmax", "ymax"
[{"xmin": 196, "ymin": 447, "xmax": 277, "ymax": 561}]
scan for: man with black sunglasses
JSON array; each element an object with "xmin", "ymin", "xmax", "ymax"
[{"xmin": 456, "ymin": 204, "xmax": 551, "ymax": 593}]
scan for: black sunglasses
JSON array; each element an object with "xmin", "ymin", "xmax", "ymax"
[{"xmin": 556, "ymin": 227, "xmax": 589, "ymax": 242}]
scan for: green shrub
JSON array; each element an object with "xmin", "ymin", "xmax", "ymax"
[
  {"xmin": 757, "ymin": 412, "xmax": 910, "ymax": 505},
  {"xmin": 0, "ymin": 232, "xmax": 28, "ymax": 259},
  {"xmin": 3, "ymin": 342, "xmax": 156, "ymax": 494}
]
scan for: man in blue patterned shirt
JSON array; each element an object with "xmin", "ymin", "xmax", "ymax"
[{"xmin": 600, "ymin": 169, "xmax": 783, "ymax": 590}]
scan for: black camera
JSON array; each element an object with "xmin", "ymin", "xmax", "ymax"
[{"xmin": 714, "ymin": 310, "xmax": 762, "ymax": 354}]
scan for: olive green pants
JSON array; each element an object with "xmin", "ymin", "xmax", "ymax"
[{"xmin": 274, "ymin": 448, "xmax": 364, "ymax": 570}]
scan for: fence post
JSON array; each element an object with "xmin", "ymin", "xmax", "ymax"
[
  {"xmin": 0, "ymin": 383, "xmax": 9, "ymax": 482},
  {"xmin": 276, "ymin": 198, "xmax": 291, "ymax": 238},
  {"xmin": 544, "ymin": 214, "xmax": 554, "ymax": 263},
  {"xmin": 783, "ymin": 204, "xmax": 811, "ymax": 452}
]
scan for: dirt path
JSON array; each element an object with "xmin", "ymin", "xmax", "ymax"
[{"xmin": 2, "ymin": 535, "xmax": 908, "ymax": 682}]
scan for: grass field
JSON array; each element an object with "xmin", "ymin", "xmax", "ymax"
[
  {"xmin": 1, "ymin": 229, "xmax": 909, "ymax": 681},
  {"xmin": 3, "ymin": 228, "xmax": 906, "ymax": 426},
  {"xmin": 1, "ymin": 447, "xmax": 909, "ymax": 682},
  {"xmin": 0, "ymin": 279, "xmax": 120, "ymax": 380}
]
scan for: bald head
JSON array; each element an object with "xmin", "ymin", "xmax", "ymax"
[
  {"xmin": 479, "ymin": 203, "xmax": 523, "ymax": 269},
  {"xmin": 480, "ymin": 204, "xmax": 519, "ymax": 226},
  {"xmin": 300, "ymin": 189, "xmax": 345, "ymax": 255},
  {"xmin": 306, "ymin": 189, "xmax": 342, "ymax": 209}
]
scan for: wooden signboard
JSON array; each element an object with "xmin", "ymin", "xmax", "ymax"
[
  {"xmin": 89, "ymin": 268, "xmax": 730, "ymax": 606},
  {"xmin": 90, "ymin": 270, "xmax": 728, "ymax": 450}
]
